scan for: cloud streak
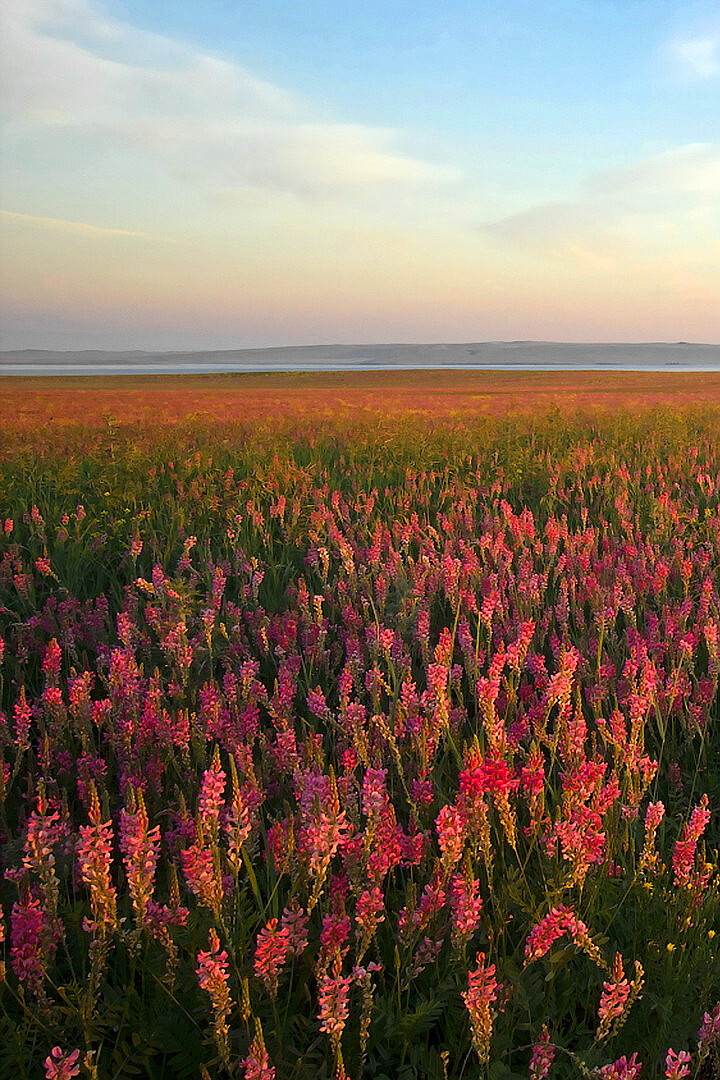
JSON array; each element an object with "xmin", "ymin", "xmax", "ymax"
[
  {"xmin": 668, "ymin": 33, "xmax": 720, "ymax": 80},
  {"xmin": 483, "ymin": 143, "xmax": 720, "ymax": 269},
  {"xmin": 0, "ymin": 0, "xmax": 453, "ymax": 202},
  {"xmin": 0, "ymin": 209, "xmax": 175, "ymax": 240}
]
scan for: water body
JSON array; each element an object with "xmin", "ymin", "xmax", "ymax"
[{"xmin": 1, "ymin": 342, "xmax": 719, "ymax": 376}]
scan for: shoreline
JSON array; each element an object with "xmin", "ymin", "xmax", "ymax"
[
  {"xmin": 1, "ymin": 340, "xmax": 718, "ymax": 380},
  {"xmin": 3, "ymin": 362, "xmax": 720, "ymax": 378}
]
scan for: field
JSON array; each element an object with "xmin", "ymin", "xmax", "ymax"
[{"xmin": 1, "ymin": 370, "xmax": 720, "ymax": 1079}]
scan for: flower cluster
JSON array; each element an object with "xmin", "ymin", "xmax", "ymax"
[{"xmin": 2, "ymin": 402, "xmax": 720, "ymax": 1077}]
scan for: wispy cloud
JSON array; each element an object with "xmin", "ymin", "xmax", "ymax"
[
  {"xmin": 483, "ymin": 143, "xmax": 720, "ymax": 269},
  {"xmin": 586, "ymin": 143, "xmax": 720, "ymax": 197},
  {"xmin": 0, "ymin": 209, "xmax": 174, "ymax": 240},
  {"xmin": 662, "ymin": 13, "xmax": 720, "ymax": 81},
  {"xmin": 673, "ymin": 36, "xmax": 720, "ymax": 79},
  {"xmin": 0, "ymin": 0, "xmax": 453, "ymax": 202}
]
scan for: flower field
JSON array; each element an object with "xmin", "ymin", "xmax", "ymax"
[{"xmin": 1, "ymin": 377, "xmax": 719, "ymax": 1079}]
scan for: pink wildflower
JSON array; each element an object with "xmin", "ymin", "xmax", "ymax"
[
  {"xmin": 524, "ymin": 905, "xmax": 580, "ymax": 964},
  {"xmin": 241, "ymin": 1021, "xmax": 276, "ymax": 1080},
  {"xmin": 449, "ymin": 870, "xmax": 484, "ymax": 944},
  {"xmin": 672, "ymin": 794, "xmax": 711, "ymax": 888},
  {"xmin": 23, "ymin": 794, "xmax": 63, "ymax": 908},
  {"xmin": 595, "ymin": 1054, "xmax": 642, "ymax": 1079},
  {"xmin": 361, "ymin": 767, "xmax": 388, "ymax": 816},
  {"xmin": 460, "ymin": 755, "xmax": 518, "ymax": 800},
  {"xmin": 42, "ymin": 638, "xmax": 62, "ymax": 683},
  {"xmin": 254, "ymin": 917, "xmax": 291, "ymax": 998},
  {"xmin": 11, "ymin": 894, "xmax": 60, "ymax": 994},
  {"xmin": 529, "ymin": 1024, "xmax": 555, "ymax": 1079},
  {"xmin": 596, "ymin": 953, "xmax": 644, "ymax": 1041},
  {"xmin": 196, "ymin": 928, "xmax": 233, "ymax": 1066},
  {"xmin": 639, "ymin": 801, "xmax": 665, "ymax": 874},
  {"xmin": 76, "ymin": 785, "xmax": 118, "ymax": 935},
  {"xmin": 462, "ymin": 950, "xmax": 504, "ymax": 1064},
  {"xmin": 280, "ymin": 902, "xmax": 309, "ymax": 956},
  {"xmin": 197, "ymin": 750, "xmax": 226, "ymax": 837},
  {"xmin": 664, "ymin": 1049, "xmax": 692, "ymax": 1079},
  {"xmin": 119, "ymin": 790, "xmax": 160, "ymax": 927},
  {"xmin": 225, "ymin": 781, "xmax": 253, "ymax": 872},
  {"xmin": 436, "ymin": 802, "xmax": 467, "ymax": 867},
  {"xmin": 317, "ymin": 965, "xmax": 353, "ymax": 1044},
  {"xmin": 354, "ymin": 886, "xmax": 385, "ymax": 947},
  {"xmin": 44, "ymin": 1047, "xmax": 81, "ymax": 1080},
  {"xmin": 698, "ymin": 1002, "xmax": 720, "ymax": 1047},
  {"xmin": 13, "ymin": 687, "xmax": 33, "ymax": 752},
  {"xmin": 181, "ymin": 841, "xmax": 223, "ymax": 916},
  {"xmin": 320, "ymin": 913, "xmax": 352, "ymax": 962}
]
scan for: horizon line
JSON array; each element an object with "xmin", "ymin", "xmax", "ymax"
[{"xmin": 2, "ymin": 339, "xmax": 720, "ymax": 356}]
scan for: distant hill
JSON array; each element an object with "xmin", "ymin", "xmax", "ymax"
[{"xmin": 1, "ymin": 341, "xmax": 719, "ymax": 373}]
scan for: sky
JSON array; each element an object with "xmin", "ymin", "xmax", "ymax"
[{"xmin": 1, "ymin": 0, "xmax": 719, "ymax": 350}]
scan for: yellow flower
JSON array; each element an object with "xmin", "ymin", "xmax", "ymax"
[{"xmin": 666, "ymin": 943, "xmax": 676, "ymax": 952}]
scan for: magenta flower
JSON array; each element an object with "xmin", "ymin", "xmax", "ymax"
[
  {"xmin": 241, "ymin": 1022, "xmax": 276, "ymax": 1080},
  {"xmin": 524, "ymin": 905, "xmax": 580, "ymax": 964},
  {"xmin": 119, "ymin": 790, "xmax": 161, "ymax": 928},
  {"xmin": 462, "ymin": 950, "xmax": 504, "ymax": 1064},
  {"xmin": 254, "ymin": 917, "xmax": 291, "ymax": 998},
  {"xmin": 664, "ymin": 1049, "xmax": 691, "ymax": 1079},
  {"xmin": 529, "ymin": 1024, "xmax": 555, "ymax": 1079},
  {"xmin": 317, "ymin": 966, "xmax": 353, "ymax": 1043},
  {"xmin": 672, "ymin": 794, "xmax": 711, "ymax": 889},
  {"xmin": 44, "ymin": 1047, "xmax": 80, "ymax": 1080}
]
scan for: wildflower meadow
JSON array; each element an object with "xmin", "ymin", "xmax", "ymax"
[{"xmin": 1, "ymin": 380, "xmax": 719, "ymax": 1079}]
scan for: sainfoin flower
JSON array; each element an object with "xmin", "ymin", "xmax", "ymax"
[
  {"xmin": 698, "ymin": 1001, "xmax": 720, "ymax": 1047},
  {"xmin": 594, "ymin": 1053, "xmax": 643, "ymax": 1079},
  {"xmin": 354, "ymin": 885, "xmax": 385, "ymax": 950},
  {"xmin": 197, "ymin": 749, "xmax": 226, "ymax": 837},
  {"xmin": 22, "ymin": 793, "xmax": 63, "ymax": 910},
  {"xmin": 11, "ymin": 894, "xmax": 60, "ymax": 994},
  {"xmin": 119, "ymin": 789, "xmax": 160, "ymax": 927},
  {"xmin": 639, "ymin": 801, "xmax": 665, "ymax": 874},
  {"xmin": 449, "ymin": 870, "xmax": 484, "ymax": 944},
  {"xmin": 43, "ymin": 1047, "xmax": 81, "ymax": 1080},
  {"xmin": 196, "ymin": 928, "xmax": 233, "ymax": 1066},
  {"xmin": 280, "ymin": 901, "xmax": 310, "ymax": 957},
  {"xmin": 524, "ymin": 905, "xmax": 580, "ymax": 964},
  {"xmin": 529, "ymin": 1024, "xmax": 555, "ymax": 1079},
  {"xmin": 436, "ymin": 802, "xmax": 467, "ymax": 866},
  {"xmin": 462, "ymin": 950, "xmax": 504, "ymax": 1064},
  {"xmin": 241, "ymin": 1019, "xmax": 276, "ymax": 1080},
  {"xmin": 254, "ymin": 917, "xmax": 291, "ymax": 998},
  {"xmin": 664, "ymin": 1048, "xmax": 691, "ymax": 1079},
  {"xmin": 596, "ymin": 953, "xmax": 644, "ymax": 1041},
  {"xmin": 181, "ymin": 840, "xmax": 223, "ymax": 915},
  {"xmin": 672, "ymin": 794, "xmax": 711, "ymax": 888},
  {"xmin": 317, "ymin": 965, "xmax": 353, "ymax": 1045},
  {"xmin": 76, "ymin": 784, "xmax": 118, "ymax": 935}
]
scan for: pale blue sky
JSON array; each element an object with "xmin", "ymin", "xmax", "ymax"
[{"xmin": 1, "ymin": 0, "xmax": 718, "ymax": 348}]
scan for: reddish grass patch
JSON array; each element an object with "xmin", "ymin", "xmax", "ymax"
[{"xmin": 2, "ymin": 369, "xmax": 720, "ymax": 431}]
